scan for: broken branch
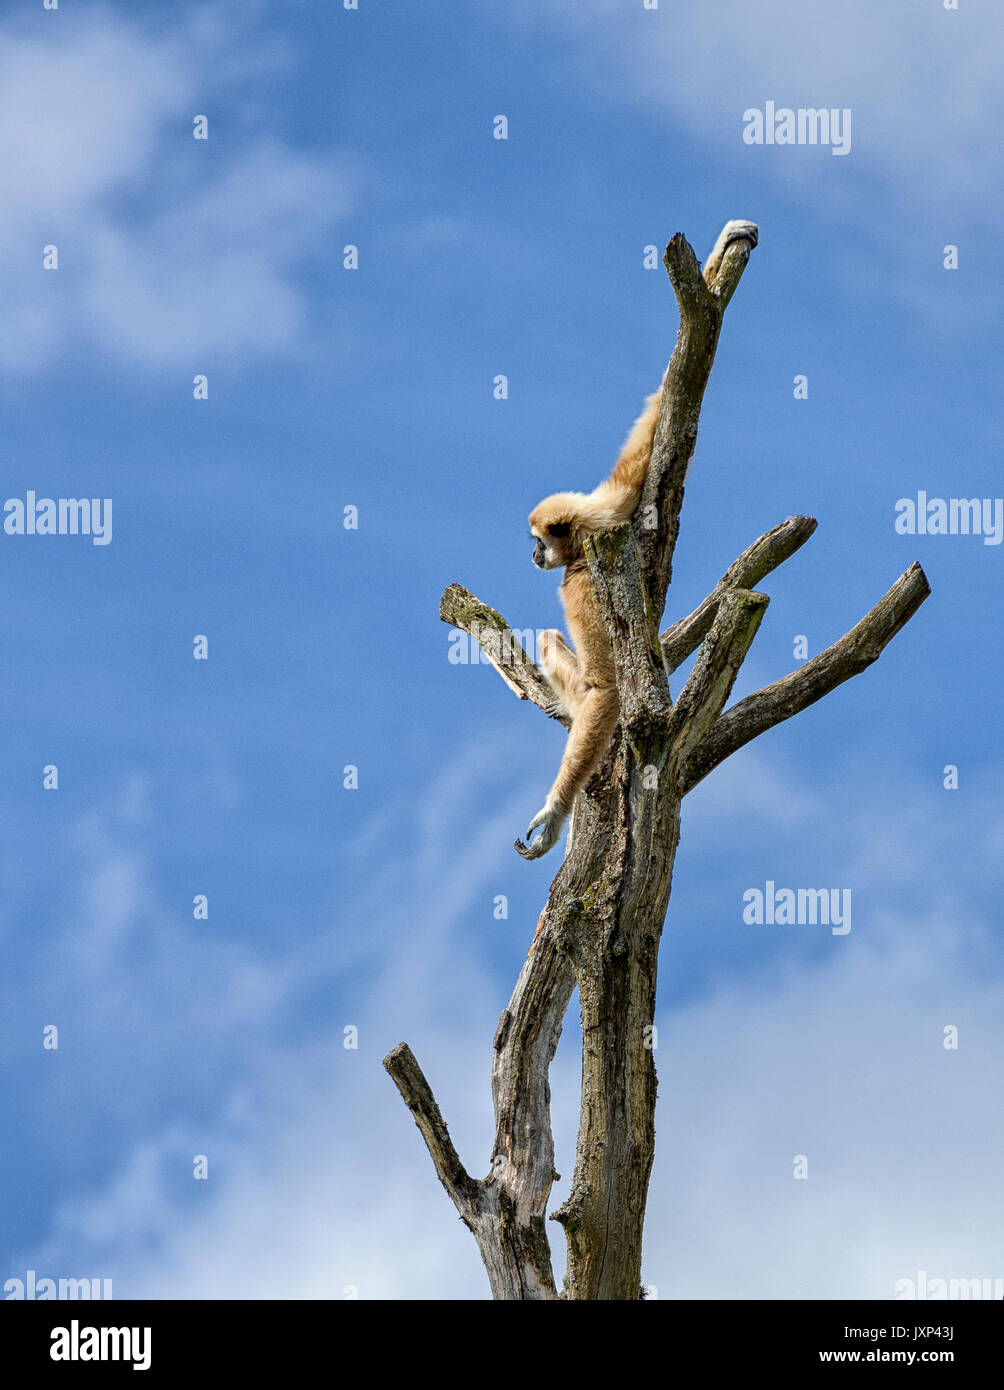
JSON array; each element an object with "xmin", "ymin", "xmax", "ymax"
[
  {"xmin": 440, "ymin": 582, "xmax": 570, "ymax": 727},
  {"xmin": 382, "ymin": 1042, "xmax": 479, "ymax": 1222}
]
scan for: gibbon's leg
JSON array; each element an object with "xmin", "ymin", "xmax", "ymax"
[
  {"xmin": 702, "ymin": 219, "xmax": 758, "ymax": 285},
  {"xmin": 515, "ymin": 684, "xmax": 619, "ymax": 860},
  {"xmin": 538, "ymin": 627, "xmax": 576, "ymax": 673},
  {"xmin": 538, "ymin": 629, "xmax": 585, "ymax": 718}
]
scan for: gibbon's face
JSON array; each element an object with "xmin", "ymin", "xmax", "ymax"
[
  {"xmin": 530, "ymin": 519, "xmax": 572, "ymax": 570},
  {"xmin": 529, "ymin": 496, "xmax": 581, "ymax": 570}
]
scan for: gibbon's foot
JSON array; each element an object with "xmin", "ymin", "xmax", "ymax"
[
  {"xmin": 704, "ymin": 220, "xmax": 759, "ymax": 284},
  {"xmin": 514, "ymin": 801, "xmax": 566, "ymax": 860},
  {"xmin": 538, "ymin": 630, "xmax": 576, "ymax": 719},
  {"xmin": 720, "ymin": 219, "xmax": 759, "ymax": 250},
  {"xmin": 538, "ymin": 628, "xmax": 574, "ymax": 675}
]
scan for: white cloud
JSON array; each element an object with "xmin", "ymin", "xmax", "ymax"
[
  {"xmin": 513, "ymin": 0, "xmax": 1001, "ymax": 319},
  {"xmin": 0, "ymin": 18, "xmax": 188, "ymax": 211},
  {"xmin": 0, "ymin": 7, "xmax": 353, "ymax": 370},
  {"xmin": 15, "ymin": 750, "xmax": 1004, "ymax": 1300},
  {"xmin": 15, "ymin": 745, "xmax": 515, "ymax": 1299},
  {"xmin": 82, "ymin": 140, "xmax": 351, "ymax": 366},
  {"xmin": 523, "ymin": 0, "xmax": 1000, "ymax": 198},
  {"xmin": 645, "ymin": 901, "xmax": 1004, "ymax": 1298}
]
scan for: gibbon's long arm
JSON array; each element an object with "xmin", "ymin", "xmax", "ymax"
[{"xmin": 516, "ymin": 220, "xmax": 758, "ymax": 860}]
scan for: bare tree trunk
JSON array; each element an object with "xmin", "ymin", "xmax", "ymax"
[{"xmin": 384, "ymin": 222, "xmax": 930, "ymax": 1300}]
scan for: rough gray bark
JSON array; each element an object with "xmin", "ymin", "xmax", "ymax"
[{"xmin": 383, "ymin": 222, "xmax": 930, "ymax": 1300}]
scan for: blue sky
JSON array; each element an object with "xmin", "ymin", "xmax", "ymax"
[{"xmin": 1, "ymin": 0, "xmax": 1001, "ymax": 1299}]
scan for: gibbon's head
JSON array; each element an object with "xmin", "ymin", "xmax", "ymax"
[
  {"xmin": 528, "ymin": 492, "xmax": 588, "ymax": 570},
  {"xmin": 529, "ymin": 489, "xmax": 625, "ymax": 570}
]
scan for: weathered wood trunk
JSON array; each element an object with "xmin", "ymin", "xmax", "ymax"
[{"xmin": 553, "ymin": 782, "xmax": 679, "ymax": 1300}]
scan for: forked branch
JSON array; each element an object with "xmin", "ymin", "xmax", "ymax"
[
  {"xmin": 662, "ymin": 515, "xmax": 817, "ymax": 672},
  {"xmin": 679, "ymin": 561, "xmax": 931, "ymax": 794}
]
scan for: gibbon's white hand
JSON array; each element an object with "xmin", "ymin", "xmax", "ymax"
[{"xmin": 514, "ymin": 802, "xmax": 564, "ymax": 860}]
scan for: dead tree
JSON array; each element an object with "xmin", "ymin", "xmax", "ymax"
[{"xmin": 383, "ymin": 222, "xmax": 930, "ymax": 1300}]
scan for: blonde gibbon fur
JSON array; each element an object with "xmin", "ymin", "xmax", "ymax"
[{"xmin": 515, "ymin": 219, "xmax": 758, "ymax": 859}]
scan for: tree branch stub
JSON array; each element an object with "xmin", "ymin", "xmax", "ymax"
[{"xmin": 382, "ymin": 1042, "xmax": 479, "ymax": 1221}]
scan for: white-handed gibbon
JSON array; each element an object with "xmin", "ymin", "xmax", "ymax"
[{"xmin": 515, "ymin": 219, "xmax": 758, "ymax": 859}]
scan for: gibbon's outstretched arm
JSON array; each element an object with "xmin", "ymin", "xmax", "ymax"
[{"xmin": 515, "ymin": 220, "xmax": 758, "ymax": 860}]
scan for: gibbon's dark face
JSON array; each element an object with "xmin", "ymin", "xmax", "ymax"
[{"xmin": 529, "ymin": 516, "xmax": 574, "ymax": 570}]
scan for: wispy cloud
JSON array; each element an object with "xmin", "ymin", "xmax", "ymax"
[
  {"xmin": 0, "ymin": 7, "xmax": 354, "ymax": 371},
  {"xmin": 514, "ymin": 0, "xmax": 1002, "ymax": 320},
  {"xmin": 521, "ymin": 0, "xmax": 1000, "ymax": 202},
  {"xmin": 14, "ymin": 750, "xmax": 1004, "ymax": 1299},
  {"xmin": 646, "ymin": 899, "xmax": 1004, "ymax": 1298}
]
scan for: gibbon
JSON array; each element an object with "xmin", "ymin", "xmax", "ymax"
[{"xmin": 515, "ymin": 219, "xmax": 758, "ymax": 859}]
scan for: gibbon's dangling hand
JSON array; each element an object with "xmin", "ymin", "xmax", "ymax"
[{"xmin": 515, "ymin": 220, "xmax": 758, "ymax": 860}]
